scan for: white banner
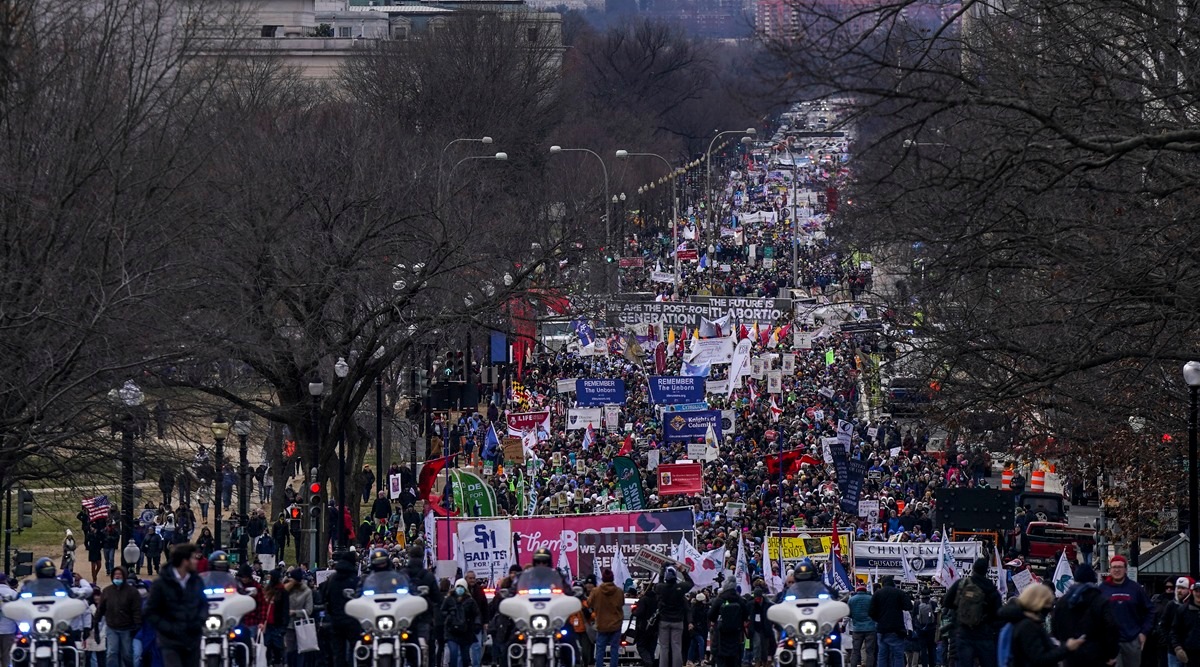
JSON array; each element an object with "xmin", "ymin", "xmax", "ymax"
[
  {"xmin": 781, "ymin": 353, "xmax": 795, "ymax": 374},
  {"xmin": 685, "ymin": 338, "xmax": 735, "ymax": 365},
  {"xmin": 720, "ymin": 410, "xmax": 737, "ymax": 435},
  {"xmin": 456, "ymin": 520, "xmax": 513, "ymax": 586},
  {"xmin": 389, "ymin": 474, "xmax": 403, "ymax": 499},
  {"xmin": 687, "ymin": 443, "xmax": 707, "ymax": 459},
  {"xmin": 767, "ymin": 370, "xmax": 782, "ymax": 394},
  {"xmin": 706, "ymin": 379, "xmax": 729, "ymax": 395},
  {"xmin": 651, "ymin": 271, "xmax": 675, "ymax": 283},
  {"xmin": 557, "ymin": 379, "xmax": 578, "ymax": 393},
  {"xmin": 604, "ymin": 405, "xmax": 620, "ymax": 431},
  {"xmin": 794, "ymin": 331, "xmax": 813, "ymax": 350},
  {"xmin": 750, "ymin": 357, "xmax": 765, "ymax": 379},
  {"xmin": 837, "ymin": 420, "xmax": 853, "ymax": 450},
  {"xmin": 852, "ymin": 541, "xmax": 983, "ymax": 577},
  {"xmin": 859, "ymin": 500, "xmax": 879, "ymax": 526},
  {"xmin": 566, "ymin": 407, "xmax": 602, "ymax": 430},
  {"xmin": 647, "ymin": 450, "xmax": 660, "ymax": 470}
]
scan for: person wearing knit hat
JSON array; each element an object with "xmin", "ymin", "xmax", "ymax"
[
  {"xmin": 440, "ymin": 577, "xmax": 479, "ymax": 667},
  {"xmin": 1050, "ymin": 562, "xmax": 1118, "ymax": 667},
  {"xmin": 1100, "ymin": 554, "xmax": 1154, "ymax": 667}
]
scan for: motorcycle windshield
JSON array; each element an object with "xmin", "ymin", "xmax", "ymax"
[
  {"xmin": 19, "ymin": 579, "xmax": 69, "ymax": 598},
  {"xmin": 361, "ymin": 571, "xmax": 413, "ymax": 597},
  {"xmin": 200, "ymin": 571, "xmax": 240, "ymax": 596},
  {"xmin": 515, "ymin": 567, "xmax": 566, "ymax": 595},
  {"xmin": 783, "ymin": 581, "xmax": 833, "ymax": 601}
]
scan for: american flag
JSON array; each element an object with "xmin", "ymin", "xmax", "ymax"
[{"xmin": 82, "ymin": 496, "xmax": 109, "ymax": 521}]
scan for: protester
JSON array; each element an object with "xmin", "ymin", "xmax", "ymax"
[
  {"xmin": 848, "ymin": 584, "xmax": 876, "ymax": 667},
  {"xmin": 1101, "ymin": 555, "xmax": 1155, "ymax": 667},
  {"xmin": 999, "ymin": 584, "xmax": 1085, "ymax": 667},
  {"xmin": 441, "ymin": 578, "xmax": 480, "ymax": 667},
  {"xmin": 588, "ymin": 569, "xmax": 624, "ymax": 667},
  {"xmin": 870, "ymin": 576, "xmax": 913, "ymax": 667},
  {"xmin": 709, "ymin": 579, "xmax": 749, "ymax": 667},
  {"xmin": 942, "ymin": 558, "xmax": 1003, "ymax": 667},
  {"xmin": 145, "ymin": 544, "xmax": 207, "ymax": 667},
  {"xmin": 94, "ymin": 566, "xmax": 143, "ymax": 667},
  {"xmin": 1164, "ymin": 578, "xmax": 1194, "ymax": 667},
  {"xmin": 1050, "ymin": 563, "xmax": 1119, "ymax": 667},
  {"xmin": 655, "ymin": 565, "xmax": 694, "ymax": 667}
]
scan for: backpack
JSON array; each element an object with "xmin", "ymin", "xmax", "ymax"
[
  {"xmin": 955, "ymin": 577, "xmax": 988, "ymax": 627},
  {"xmin": 718, "ymin": 600, "xmax": 743, "ymax": 633},
  {"xmin": 996, "ymin": 622, "xmax": 1015, "ymax": 667},
  {"xmin": 446, "ymin": 600, "xmax": 468, "ymax": 634},
  {"xmin": 916, "ymin": 602, "xmax": 935, "ymax": 628}
]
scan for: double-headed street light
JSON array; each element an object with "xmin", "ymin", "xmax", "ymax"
[
  {"xmin": 1185, "ymin": 360, "xmax": 1200, "ymax": 577},
  {"xmin": 549, "ymin": 145, "xmax": 612, "ymax": 290},
  {"xmin": 617, "ymin": 150, "xmax": 680, "ymax": 293},
  {"xmin": 117, "ymin": 380, "xmax": 143, "ymax": 566},
  {"xmin": 439, "ymin": 151, "xmax": 508, "ymax": 208},
  {"xmin": 705, "ymin": 128, "xmax": 756, "ymax": 292},
  {"xmin": 210, "ymin": 412, "xmax": 230, "ymax": 551},
  {"xmin": 232, "ymin": 412, "xmax": 252, "ymax": 520}
]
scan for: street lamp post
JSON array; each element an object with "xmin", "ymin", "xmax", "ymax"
[
  {"xmin": 437, "ymin": 136, "xmax": 494, "ymax": 208},
  {"xmin": 117, "ymin": 380, "xmax": 144, "ymax": 566},
  {"xmin": 705, "ymin": 128, "xmax": 756, "ymax": 292},
  {"xmin": 307, "ymin": 376, "xmax": 324, "ymax": 558},
  {"xmin": 616, "ymin": 150, "xmax": 679, "ymax": 293},
  {"xmin": 549, "ymin": 146, "xmax": 612, "ymax": 290},
  {"xmin": 1185, "ymin": 361, "xmax": 1200, "ymax": 577},
  {"xmin": 334, "ymin": 356, "xmax": 350, "ymax": 550},
  {"xmin": 441, "ymin": 153, "xmax": 509, "ymax": 207},
  {"xmin": 233, "ymin": 412, "xmax": 251, "ymax": 520},
  {"xmin": 210, "ymin": 412, "xmax": 230, "ymax": 552}
]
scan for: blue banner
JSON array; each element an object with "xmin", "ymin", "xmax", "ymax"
[
  {"xmin": 576, "ymin": 378, "xmax": 626, "ymax": 407},
  {"xmin": 839, "ymin": 458, "xmax": 868, "ymax": 514},
  {"xmin": 663, "ymin": 402, "xmax": 709, "ymax": 413},
  {"xmin": 648, "ymin": 376, "xmax": 705, "ymax": 405},
  {"xmin": 490, "ymin": 332, "xmax": 507, "ymax": 363},
  {"xmin": 664, "ymin": 410, "xmax": 723, "ymax": 442}
]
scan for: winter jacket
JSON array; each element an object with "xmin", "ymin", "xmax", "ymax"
[
  {"xmin": 655, "ymin": 571, "xmax": 695, "ymax": 623},
  {"xmin": 1100, "ymin": 577, "xmax": 1154, "ymax": 642},
  {"xmin": 95, "ymin": 582, "xmax": 144, "ymax": 632},
  {"xmin": 998, "ymin": 602, "xmax": 1070, "ymax": 667},
  {"xmin": 1172, "ymin": 600, "xmax": 1200, "ymax": 655},
  {"xmin": 869, "ymin": 582, "xmax": 912, "ymax": 635},
  {"xmin": 587, "ymin": 582, "xmax": 625, "ymax": 633},
  {"xmin": 1051, "ymin": 583, "xmax": 1119, "ymax": 667},
  {"xmin": 708, "ymin": 589, "xmax": 749, "ymax": 658},
  {"xmin": 145, "ymin": 566, "xmax": 208, "ymax": 650},
  {"xmin": 847, "ymin": 590, "xmax": 876, "ymax": 633},
  {"xmin": 403, "ymin": 558, "xmax": 442, "ymax": 627},
  {"xmin": 943, "ymin": 573, "xmax": 1003, "ymax": 639},
  {"xmin": 440, "ymin": 593, "xmax": 479, "ymax": 643},
  {"xmin": 321, "ymin": 560, "xmax": 363, "ymax": 638}
]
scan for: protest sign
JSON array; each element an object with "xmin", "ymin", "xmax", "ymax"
[
  {"xmin": 576, "ymin": 379, "xmax": 625, "ymax": 407},
  {"xmin": 648, "ymin": 376, "xmax": 706, "ymax": 404},
  {"xmin": 566, "ymin": 407, "xmax": 602, "ymax": 430},
  {"xmin": 663, "ymin": 410, "xmax": 723, "ymax": 441}
]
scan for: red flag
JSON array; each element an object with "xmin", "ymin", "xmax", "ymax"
[
  {"xmin": 417, "ymin": 454, "xmax": 454, "ymax": 501},
  {"xmin": 765, "ymin": 449, "xmax": 822, "ymax": 477},
  {"xmin": 655, "ymin": 342, "xmax": 667, "ymax": 374},
  {"xmin": 830, "ymin": 516, "xmax": 842, "ymax": 560},
  {"xmin": 618, "ymin": 433, "xmax": 634, "ymax": 456}
]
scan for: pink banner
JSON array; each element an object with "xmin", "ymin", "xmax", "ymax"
[{"xmin": 435, "ymin": 508, "xmax": 693, "ymax": 570}]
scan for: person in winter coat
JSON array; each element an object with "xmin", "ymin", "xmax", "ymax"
[
  {"xmin": 634, "ymin": 584, "xmax": 659, "ymax": 667},
  {"xmin": 870, "ymin": 576, "xmax": 913, "ymax": 667},
  {"xmin": 284, "ymin": 569, "xmax": 314, "ymax": 667},
  {"xmin": 371, "ymin": 491, "xmax": 392, "ymax": 522},
  {"xmin": 1170, "ymin": 582, "xmax": 1200, "ymax": 667},
  {"xmin": 748, "ymin": 585, "xmax": 774, "ymax": 667},
  {"xmin": 1000, "ymin": 584, "xmax": 1085, "ymax": 667},
  {"xmin": 588, "ymin": 569, "xmax": 626, "ymax": 667},
  {"xmin": 1101, "ymin": 555, "xmax": 1155, "ymax": 667},
  {"xmin": 1153, "ymin": 578, "xmax": 1186, "ymax": 667},
  {"xmin": 142, "ymin": 529, "xmax": 164, "ymax": 574},
  {"xmin": 847, "ymin": 584, "xmax": 877, "ymax": 667},
  {"xmin": 941, "ymin": 557, "xmax": 1003, "ymax": 667},
  {"xmin": 709, "ymin": 579, "xmax": 749, "ymax": 667},
  {"xmin": 357, "ymin": 466, "xmax": 376, "ymax": 503},
  {"xmin": 441, "ymin": 579, "xmax": 480, "ymax": 667},
  {"xmin": 655, "ymin": 566, "xmax": 694, "ymax": 667},
  {"xmin": 62, "ymin": 529, "xmax": 78, "ymax": 574},
  {"xmin": 320, "ymin": 553, "xmax": 362, "ymax": 667},
  {"xmin": 688, "ymin": 593, "xmax": 711, "ymax": 666},
  {"xmin": 1050, "ymin": 563, "xmax": 1119, "ymax": 667},
  {"xmin": 403, "ymin": 545, "xmax": 443, "ymax": 653},
  {"xmin": 145, "ymin": 544, "xmax": 208, "ymax": 667},
  {"xmin": 1162, "ymin": 577, "xmax": 1193, "ymax": 667}
]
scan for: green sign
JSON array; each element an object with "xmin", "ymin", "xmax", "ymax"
[
  {"xmin": 612, "ymin": 456, "xmax": 646, "ymax": 511},
  {"xmin": 450, "ymin": 469, "xmax": 497, "ymax": 517}
]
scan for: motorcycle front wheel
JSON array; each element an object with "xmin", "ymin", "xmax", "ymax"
[
  {"xmin": 205, "ymin": 656, "xmax": 221, "ymax": 667},
  {"xmin": 34, "ymin": 658, "xmax": 51, "ymax": 667},
  {"xmin": 531, "ymin": 654, "xmax": 548, "ymax": 667}
]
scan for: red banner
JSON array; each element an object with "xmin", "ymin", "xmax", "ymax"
[
  {"xmin": 505, "ymin": 411, "xmax": 550, "ymax": 439},
  {"xmin": 619, "ymin": 257, "xmax": 644, "ymax": 268},
  {"xmin": 657, "ymin": 462, "xmax": 704, "ymax": 495},
  {"xmin": 764, "ymin": 449, "xmax": 822, "ymax": 477},
  {"xmin": 677, "ymin": 249, "xmax": 699, "ymax": 261}
]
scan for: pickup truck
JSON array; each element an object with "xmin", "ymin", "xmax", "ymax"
[
  {"xmin": 1016, "ymin": 492, "xmax": 1069, "ymax": 523},
  {"xmin": 1023, "ymin": 522, "xmax": 1093, "ymax": 573}
]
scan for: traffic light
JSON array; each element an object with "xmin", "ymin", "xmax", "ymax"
[
  {"xmin": 18, "ymin": 489, "xmax": 32, "ymax": 530},
  {"xmin": 288, "ymin": 503, "xmax": 302, "ymax": 533},
  {"xmin": 13, "ymin": 550, "xmax": 31, "ymax": 577},
  {"xmin": 415, "ymin": 369, "xmax": 428, "ymax": 394},
  {"xmin": 444, "ymin": 352, "xmax": 454, "ymax": 379},
  {"xmin": 455, "ymin": 351, "xmax": 465, "ymax": 379}
]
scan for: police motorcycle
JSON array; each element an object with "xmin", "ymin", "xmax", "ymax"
[
  {"xmin": 200, "ymin": 551, "xmax": 257, "ymax": 667},
  {"xmin": 345, "ymin": 549, "xmax": 427, "ymax": 667},
  {"xmin": 768, "ymin": 560, "xmax": 849, "ymax": 667},
  {"xmin": 9, "ymin": 558, "xmax": 88, "ymax": 667},
  {"xmin": 498, "ymin": 550, "xmax": 580, "ymax": 667}
]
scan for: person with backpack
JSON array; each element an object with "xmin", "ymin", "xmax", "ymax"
[
  {"xmin": 1170, "ymin": 581, "xmax": 1200, "ymax": 667},
  {"xmin": 655, "ymin": 566, "xmax": 695, "ymax": 667},
  {"xmin": 440, "ymin": 578, "xmax": 480, "ymax": 667},
  {"xmin": 942, "ymin": 557, "xmax": 1003, "ymax": 667},
  {"xmin": 1101, "ymin": 555, "xmax": 1155, "ymax": 667},
  {"xmin": 914, "ymin": 592, "xmax": 938, "ymax": 667},
  {"xmin": 997, "ymin": 583, "xmax": 1085, "ymax": 667},
  {"xmin": 1050, "ymin": 563, "xmax": 1119, "ymax": 667},
  {"xmin": 848, "ymin": 584, "xmax": 877, "ymax": 667},
  {"xmin": 870, "ymin": 575, "xmax": 913, "ymax": 667},
  {"xmin": 709, "ymin": 579, "xmax": 749, "ymax": 667}
]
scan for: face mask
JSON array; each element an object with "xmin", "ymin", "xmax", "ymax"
[
  {"xmin": 456, "ymin": 587, "xmax": 466, "ymax": 596},
  {"xmin": 113, "ymin": 579, "xmax": 124, "ymax": 587}
]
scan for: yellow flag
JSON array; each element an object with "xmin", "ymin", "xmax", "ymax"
[
  {"xmin": 668, "ymin": 328, "xmax": 676, "ymax": 347},
  {"xmin": 692, "ymin": 328, "xmax": 700, "ymax": 341}
]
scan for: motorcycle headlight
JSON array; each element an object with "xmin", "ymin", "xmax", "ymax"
[
  {"xmin": 205, "ymin": 616, "xmax": 222, "ymax": 632},
  {"xmin": 377, "ymin": 616, "xmax": 395, "ymax": 633},
  {"xmin": 799, "ymin": 621, "xmax": 818, "ymax": 637},
  {"xmin": 531, "ymin": 615, "xmax": 549, "ymax": 631},
  {"xmin": 34, "ymin": 619, "xmax": 52, "ymax": 635}
]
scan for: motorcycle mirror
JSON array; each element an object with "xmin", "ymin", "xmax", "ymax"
[
  {"xmin": 418, "ymin": 586, "xmax": 430, "ymax": 595},
  {"xmin": 342, "ymin": 588, "xmax": 356, "ymax": 599}
]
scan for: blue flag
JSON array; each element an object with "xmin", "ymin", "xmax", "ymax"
[
  {"xmin": 573, "ymin": 319, "xmax": 595, "ymax": 348},
  {"xmin": 482, "ymin": 423, "xmax": 501, "ymax": 461},
  {"xmin": 827, "ymin": 555, "xmax": 853, "ymax": 594},
  {"xmin": 681, "ymin": 361, "xmax": 711, "ymax": 377}
]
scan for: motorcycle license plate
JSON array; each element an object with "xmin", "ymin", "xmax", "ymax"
[
  {"xmin": 205, "ymin": 644, "xmax": 222, "ymax": 656},
  {"xmin": 531, "ymin": 644, "xmax": 548, "ymax": 656},
  {"xmin": 35, "ymin": 647, "xmax": 51, "ymax": 659},
  {"xmin": 379, "ymin": 643, "xmax": 394, "ymax": 656},
  {"xmin": 801, "ymin": 648, "xmax": 818, "ymax": 660}
]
